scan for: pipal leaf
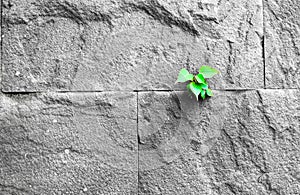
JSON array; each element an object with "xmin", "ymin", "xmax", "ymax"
[
  {"xmin": 187, "ymin": 82, "xmax": 202, "ymax": 101},
  {"xmin": 176, "ymin": 68, "xmax": 194, "ymax": 83},
  {"xmin": 206, "ymin": 88, "xmax": 213, "ymax": 97},
  {"xmin": 199, "ymin": 66, "xmax": 219, "ymax": 78},
  {"xmin": 200, "ymin": 90, "xmax": 206, "ymax": 100},
  {"xmin": 195, "ymin": 74, "xmax": 206, "ymax": 84},
  {"xmin": 200, "ymin": 83, "xmax": 208, "ymax": 90}
]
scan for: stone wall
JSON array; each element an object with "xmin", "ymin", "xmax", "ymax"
[{"xmin": 0, "ymin": 0, "xmax": 299, "ymax": 194}]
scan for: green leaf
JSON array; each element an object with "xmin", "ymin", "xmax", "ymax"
[
  {"xmin": 200, "ymin": 83, "xmax": 208, "ymax": 90},
  {"xmin": 199, "ymin": 66, "xmax": 219, "ymax": 78},
  {"xmin": 195, "ymin": 74, "xmax": 206, "ymax": 84},
  {"xmin": 200, "ymin": 90, "xmax": 206, "ymax": 100},
  {"xmin": 206, "ymin": 88, "xmax": 213, "ymax": 97},
  {"xmin": 187, "ymin": 82, "xmax": 202, "ymax": 101},
  {"xmin": 176, "ymin": 68, "xmax": 194, "ymax": 83}
]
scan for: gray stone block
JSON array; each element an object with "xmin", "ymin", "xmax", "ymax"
[
  {"xmin": 2, "ymin": 0, "xmax": 263, "ymax": 92},
  {"xmin": 138, "ymin": 90, "xmax": 228, "ymax": 194},
  {"xmin": 0, "ymin": 92, "xmax": 137, "ymax": 194},
  {"xmin": 0, "ymin": 0, "xmax": 2, "ymax": 91},
  {"xmin": 138, "ymin": 90, "xmax": 300, "ymax": 194},
  {"xmin": 264, "ymin": 0, "xmax": 300, "ymax": 88}
]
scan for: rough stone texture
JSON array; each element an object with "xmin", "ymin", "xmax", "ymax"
[
  {"xmin": 264, "ymin": 0, "xmax": 300, "ymax": 88},
  {"xmin": 0, "ymin": 0, "xmax": 2, "ymax": 91},
  {"xmin": 0, "ymin": 92, "xmax": 137, "ymax": 194},
  {"xmin": 2, "ymin": 0, "xmax": 263, "ymax": 92},
  {"xmin": 138, "ymin": 90, "xmax": 300, "ymax": 194},
  {"xmin": 1, "ymin": 0, "xmax": 300, "ymax": 194}
]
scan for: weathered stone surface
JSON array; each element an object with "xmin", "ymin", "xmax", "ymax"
[
  {"xmin": 2, "ymin": 0, "xmax": 263, "ymax": 92},
  {"xmin": 138, "ymin": 90, "xmax": 228, "ymax": 194},
  {"xmin": 264, "ymin": 0, "xmax": 300, "ymax": 88},
  {"xmin": 0, "ymin": 0, "xmax": 2, "ymax": 91},
  {"xmin": 2, "ymin": 0, "xmax": 299, "ymax": 194},
  {"xmin": 138, "ymin": 90, "xmax": 300, "ymax": 194},
  {"xmin": 0, "ymin": 92, "xmax": 137, "ymax": 194}
]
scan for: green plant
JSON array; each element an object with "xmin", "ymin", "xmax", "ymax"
[{"xmin": 176, "ymin": 66, "xmax": 219, "ymax": 100}]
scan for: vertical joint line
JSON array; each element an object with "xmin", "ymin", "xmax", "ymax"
[
  {"xmin": 262, "ymin": 0, "xmax": 266, "ymax": 89},
  {"xmin": 263, "ymin": 35, "xmax": 266, "ymax": 89},
  {"xmin": 0, "ymin": 0, "xmax": 3, "ymax": 91},
  {"xmin": 136, "ymin": 92, "xmax": 139, "ymax": 194}
]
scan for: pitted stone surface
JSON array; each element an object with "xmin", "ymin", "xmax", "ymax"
[
  {"xmin": 2, "ymin": 0, "xmax": 263, "ymax": 92},
  {"xmin": 138, "ymin": 90, "xmax": 300, "ymax": 194},
  {"xmin": 0, "ymin": 92, "xmax": 137, "ymax": 194},
  {"xmin": 264, "ymin": 0, "xmax": 300, "ymax": 88},
  {"xmin": 1, "ymin": 0, "xmax": 299, "ymax": 194},
  {"xmin": 138, "ymin": 91, "xmax": 228, "ymax": 172}
]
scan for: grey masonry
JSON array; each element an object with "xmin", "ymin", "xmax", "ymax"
[
  {"xmin": 264, "ymin": 0, "xmax": 300, "ymax": 88},
  {"xmin": 0, "ymin": 92, "xmax": 138, "ymax": 194},
  {"xmin": 2, "ymin": 0, "xmax": 264, "ymax": 91},
  {"xmin": 0, "ymin": 0, "xmax": 299, "ymax": 194}
]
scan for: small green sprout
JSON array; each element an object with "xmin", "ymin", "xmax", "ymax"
[{"xmin": 176, "ymin": 66, "xmax": 219, "ymax": 101}]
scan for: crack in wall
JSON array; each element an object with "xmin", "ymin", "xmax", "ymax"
[
  {"xmin": 123, "ymin": 0, "xmax": 199, "ymax": 37},
  {"xmin": 256, "ymin": 90, "xmax": 277, "ymax": 142}
]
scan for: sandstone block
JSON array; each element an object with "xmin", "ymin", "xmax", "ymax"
[
  {"xmin": 0, "ymin": 92, "xmax": 137, "ymax": 194},
  {"xmin": 2, "ymin": 0, "xmax": 263, "ymax": 92},
  {"xmin": 265, "ymin": 0, "xmax": 300, "ymax": 88},
  {"xmin": 138, "ymin": 90, "xmax": 300, "ymax": 194}
]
